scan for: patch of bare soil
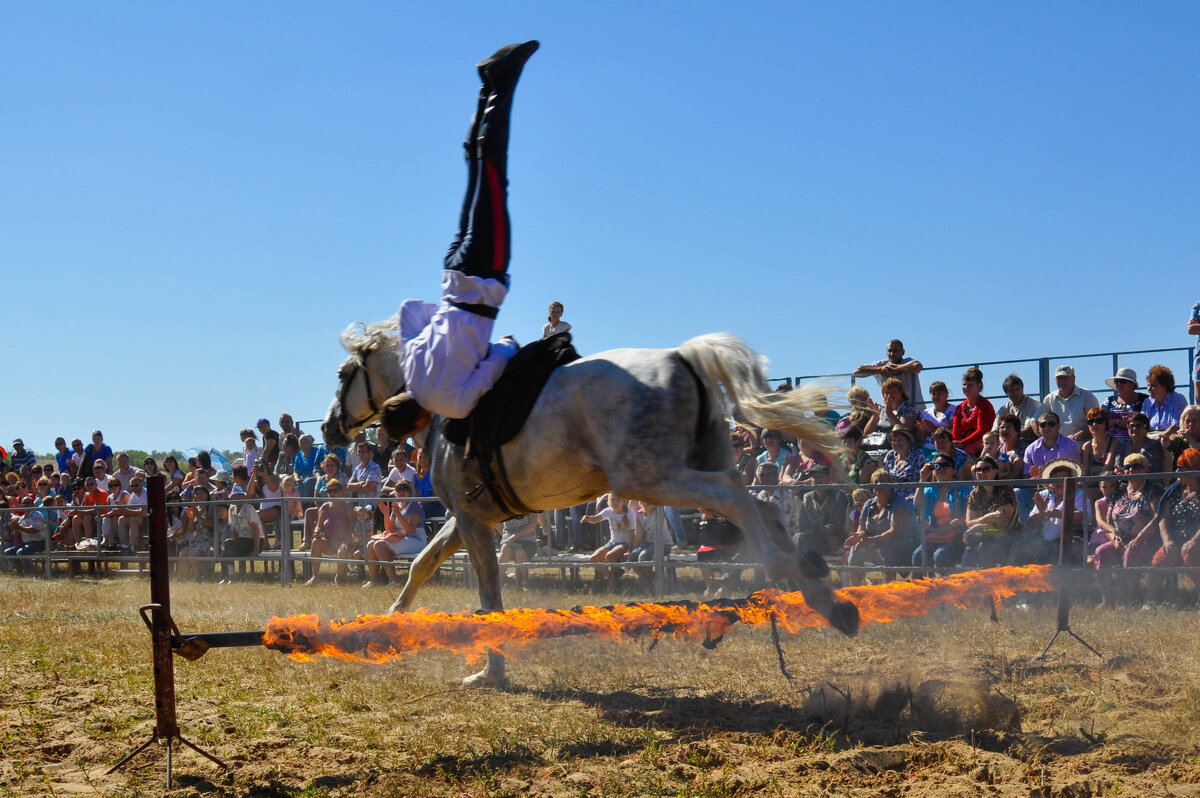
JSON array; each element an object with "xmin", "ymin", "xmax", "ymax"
[{"xmin": 4, "ymin": 575, "xmax": 1200, "ymax": 796}]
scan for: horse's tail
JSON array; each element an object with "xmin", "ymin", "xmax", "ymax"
[{"xmin": 677, "ymin": 332, "xmax": 844, "ymax": 466}]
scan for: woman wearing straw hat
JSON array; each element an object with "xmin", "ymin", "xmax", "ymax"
[{"xmin": 1102, "ymin": 367, "xmax": 1148, "ymax": 441}]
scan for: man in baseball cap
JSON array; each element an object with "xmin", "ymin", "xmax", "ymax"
[{"xmin": 1037, "ymin": 365, "xmax": 1099, "ymax": 441}]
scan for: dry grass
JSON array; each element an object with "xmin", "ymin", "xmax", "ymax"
[{"xmin": 4, "ymin": 571, "xmax": 1200, "ymax": 797}]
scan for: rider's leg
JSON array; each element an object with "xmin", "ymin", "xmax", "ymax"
[{"xmin": 443, "ymin": 41, "xmax": 539, "ymax": 284}]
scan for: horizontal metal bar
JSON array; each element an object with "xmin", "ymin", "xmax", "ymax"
[{"xmin": 177, "ymin": 631, "xmax": 265, "ymax": 649}]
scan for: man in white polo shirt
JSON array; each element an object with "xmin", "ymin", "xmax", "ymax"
[{"xmin": 1037, "ymin": 365, "xmax": 1099, "ymax": 442}]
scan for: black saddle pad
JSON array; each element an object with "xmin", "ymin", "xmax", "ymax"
[{"xmin": 443, "ymin": 332, "xmax": 579, "ymax": 449}]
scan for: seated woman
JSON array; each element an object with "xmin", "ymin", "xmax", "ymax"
[
  {"xmin": 495, "ymin": 513, "xmax": 538, "ymax": 590},
  {"xmin": 913, "ymin": 454, "xmax": 971, "ymax": 571},
  {"xmin": 918, "ymin": 381, "xmax": 956, "ymax": 439},
  {"xmin": 364, "ymin": 480, "xmax": 427, "ymax": 588},
  {"xmin": 844, "ymin": 470, "xmax": 915, "ymax": 586},
  {"xmin": 995, "ymin": 414, "xmax": 1026, "ymax": 481},
  {"xmin": 1126, "ymin": 413, "xmax": 1165, "ymax": 480},
  {"xmin": 1139, "ymin": 449, "xmax": 1200, "ymax": 605},
  {"xmin": 247, "ymin": 460, "xmax": 283, "ymax": 544},
  {"xmin": 101, "ymin": 477, "xmax": 129, "ymax": 551},
  {"xmin": 838, "ymin": 424, "xmax": 876, "ymax": 486},
  {"xmin": 881, "ymin": 426, "xmax": 925, "ymax": 499},
  {"xmin": 299, "ymin": 454, "xmax": 349, "ymax": 551},
  {"xmin": 926, "ymin": 427, "xmax": 972, "ymax": 481},
  {"xmin": 293, "ymin": 434, "xmax": 323, "ymax": 497},
  {"xmin": 161, "ymin": 455, "xmax": 186, "ymax": 493},
  {"xmin": 756, "ymin": 429, "xmax": 790, "ymax": 472},
  {"xmin": 306, "ymin": 479, "xmax": 356, "ymax": 586},
  {"xmin": 1176, "ymin": 404, "xmax": 1200, "ymax": 453},
  {"xmin": 876, "ymin": 377, "xmax": 921, "ymax": 443},
  {"xmin": 840, "ymin": 385, "xmax": 881, "ymax": 444},
  {"xmin": 951, "ymin": 366, "xmax": 995, "ymax": 458},
  {"xmin": 693, "ymin": 507, "xmax": 742, "ymax": 598},
  {"xmin": 581, "ymin": 494, "xmax": 640, "ymax": 591},
  {"xmin": 171, "ymin": 484, "xmax": 216, "ymax": 581},
  {"xmin": 780, "ymin": 439, "xmax": 833, "ymax": 485},
  {"xmin": 961, "ymin": 456, "xmax": 1021, "ymax": 567},
  {"xmin": 1081, "ymin": 408, "xmax": 1128, "ymax": 501},
  {"xmin": 1102, "ymin": 368, "xmax": 1147, "ymax": 441},
  {"xmin": 1143, "ymin": 365, "xmax": 1188, "ymax": 434}
]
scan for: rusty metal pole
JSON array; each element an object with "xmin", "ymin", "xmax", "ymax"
[
  {"xmin": 147, "ymin": 474, "xmax": 179, "ymax": 743},
  {"xmin": 1038, "ymin": 475, "xmax": 1102, "ymax": 659},
  {"xmin": 108, "ymin": 475, "xmax": 227, "ymax": 788}
]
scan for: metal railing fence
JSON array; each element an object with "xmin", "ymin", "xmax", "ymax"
[{"xmin": 9, "ymin": 470, "xmax": 1200, "ymax": 597}]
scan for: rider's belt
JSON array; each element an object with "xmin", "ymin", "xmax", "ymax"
[{"xmin": 449, "ymin": 301, "xmax": 498, "ymax": 320}]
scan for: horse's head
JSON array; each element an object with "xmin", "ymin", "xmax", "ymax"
[{"xmin": 321, "ymin": 317, "xmax": 404, "ymax": 447}]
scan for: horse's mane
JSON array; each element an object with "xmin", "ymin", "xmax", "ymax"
[{"xmin": 339, "ymin": 314, "xmax": 400, "ymax": 361}]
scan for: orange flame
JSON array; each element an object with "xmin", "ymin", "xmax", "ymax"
[{"xmin": 263, "ymin": 565, "xmax": 1052, "ymax": 664}]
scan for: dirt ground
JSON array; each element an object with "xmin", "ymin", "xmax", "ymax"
[{"xmin": 4, "ymin": 570, "xmax": 1200, "ymax": 797}]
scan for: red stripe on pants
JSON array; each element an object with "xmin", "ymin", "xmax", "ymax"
[{"xmin": 485, "ymin": 159, "xmax": 506, "ymax": 275}]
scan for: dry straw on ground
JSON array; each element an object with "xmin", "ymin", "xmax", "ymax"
[{"xmin": 3, "ymin": 573, "xmax": 1200, "ymax": 797}]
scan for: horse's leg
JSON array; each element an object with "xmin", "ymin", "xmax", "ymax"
[
  {"xmin": 388, "ymin": 517, "xmax": 462, "ymax": 613},
  {"xmin": 455, "ymin": 514, "xmax": 508, "ymax": 689},
  {"xmin": 619, "ymin": 467, "xmax": 859, "ymax": 636}
]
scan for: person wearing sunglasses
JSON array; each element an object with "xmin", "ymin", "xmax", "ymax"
[
  {"xmin": 1081, "ymin": 408, "xmax": 1127, "ymax": 502},
  {"xmin": 913, "ymin": 454, "xmax": 970, "ymax": 571},
  {"xmin": 1125, "ymin": 412, "xmax": 1165, "ymax": 482},
  {"xmin": 1101, "ymin": 367, "xmax": 1148, "ymax": 441},
  {"xmin": 1023, "ymin": 412, "xmax": 1083, "ymax": 479},
  {"xmin": 962, "ymin": 456, "xmax": 1021, "ymax": 568}
]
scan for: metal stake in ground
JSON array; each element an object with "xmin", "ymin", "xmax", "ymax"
[
  {"xmin": 1037, "ymin": 475, "xmax": 1102, "ymax": 660},
  {"xmin": 108, "ymin": 474, "xmax": 228, "ymax": 789}
]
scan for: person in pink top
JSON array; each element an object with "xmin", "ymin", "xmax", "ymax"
[{"xmin": 951, "ymin": 366, "xmax": 996, "ymax": 457}]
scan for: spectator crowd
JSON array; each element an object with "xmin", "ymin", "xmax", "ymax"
[{"xmin": 5, "ymin": 302, "xmax": 1200, "ymax": 606}]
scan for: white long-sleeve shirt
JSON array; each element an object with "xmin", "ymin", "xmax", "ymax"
[{"xmin": 399, "ymin": 270, "xmax": 516, "ymax": 419}]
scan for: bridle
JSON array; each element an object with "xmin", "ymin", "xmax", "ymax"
[{"xmin": 335, "ymin": 356, "xmax": 384, "ymax": 435}]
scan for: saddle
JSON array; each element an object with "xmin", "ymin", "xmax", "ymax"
[{"xmin": 440, "ymin": 332, "xmax": 579, "ymax": 518}]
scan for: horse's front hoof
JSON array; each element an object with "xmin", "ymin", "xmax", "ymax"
[
  {"xmin": 829, "ymin": 599, "xmax": 860, "ymax": 637},
  {"xmin": 798, "ymin": 549, "xmax": 831, "ymax": 579},
  {"xmin": 463, "ymin": 668, "xmax": 509, "ymax": 689}
]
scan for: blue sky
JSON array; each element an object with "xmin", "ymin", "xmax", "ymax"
[{"xmin": 3, "ymin": 3, "xmax": 1198, "ymax": 453}]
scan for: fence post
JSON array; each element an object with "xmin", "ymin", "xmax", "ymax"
[
  {"xmin": 281, "ymin": 498, "xmax": 293, "ymax": 587},
  {"xmin": 1038, "ymin": 357, "xmax": 1051, "ymax": 402},
  {"xmin": 653, "ymin": 509, "xmax": 665, "ymax": 598},
  {"xmin": 278, "ymin": 505, "xmax": 290, "ymax": 587}
]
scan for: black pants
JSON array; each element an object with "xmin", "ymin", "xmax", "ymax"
[
  {"xmin": 445, "ymin": 152, "xmax": 510, "ymax": 282},
  {"xmin": 220, "ymin": 536, "xmax": 255, "ymax": 579}
]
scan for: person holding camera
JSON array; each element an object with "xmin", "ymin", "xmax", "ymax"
[{"xmin": 247, "ymin": 459, "xmax": 282, "ymax": 548}]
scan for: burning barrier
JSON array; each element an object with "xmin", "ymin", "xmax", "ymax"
[{"xmin": 262, "ymin": 565, "xmax": 1052, "ymax": 664}]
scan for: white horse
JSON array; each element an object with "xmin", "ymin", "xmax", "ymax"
[{"xmin": 322, "ymin": 318, "xmax": 858, "ymax": 687}]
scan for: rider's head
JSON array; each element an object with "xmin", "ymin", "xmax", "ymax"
[{"xmin": 382, "ymin": 391, "xmax": 432, "ymax": 442}]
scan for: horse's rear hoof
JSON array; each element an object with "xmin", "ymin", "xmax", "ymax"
[{"xmin": 829, "ymin": 600, "xmax": 860, "ymax": 637}]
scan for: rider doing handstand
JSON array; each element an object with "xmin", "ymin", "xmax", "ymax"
[{"xmin": 382, "ymin": 41, "xmax": 539, "ymax": 441}]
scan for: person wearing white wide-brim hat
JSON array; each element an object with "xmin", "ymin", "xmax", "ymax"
[{"xmin": 1102, "ymin": 367, "xmax": 1149, "ymax": 442}]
